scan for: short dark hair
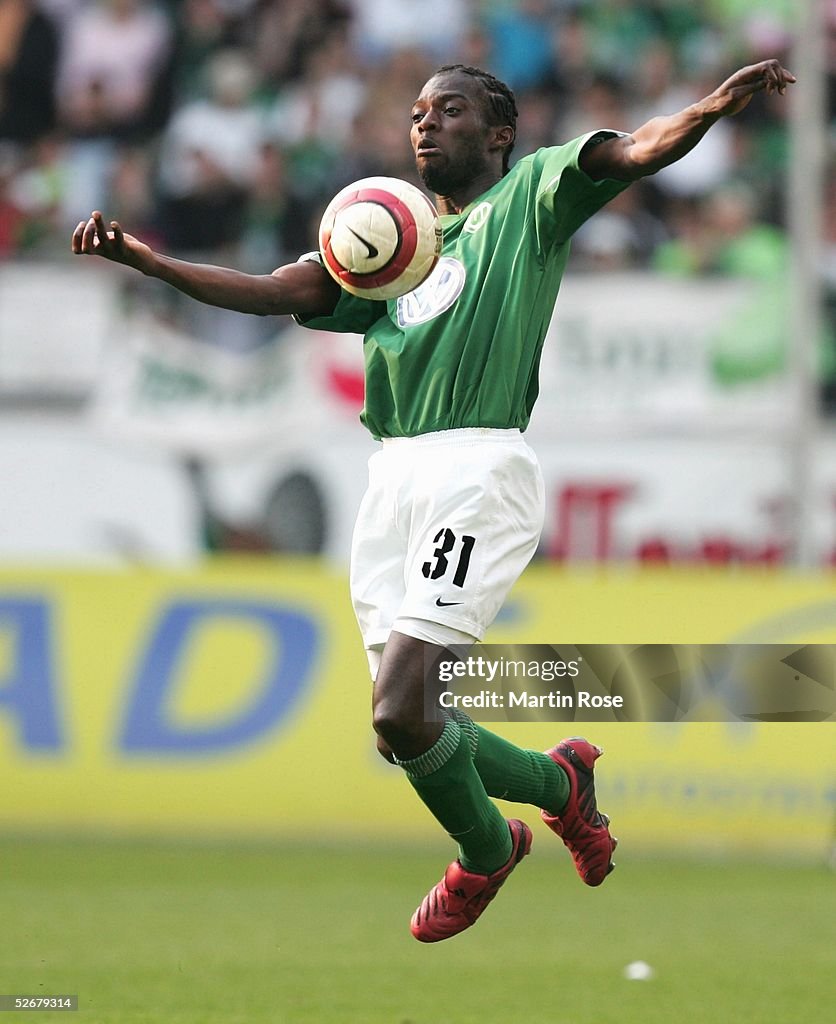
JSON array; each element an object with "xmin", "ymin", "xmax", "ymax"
[{"xmin": 434, "ymin": 64, "xmax": 518, "ymax": 174}]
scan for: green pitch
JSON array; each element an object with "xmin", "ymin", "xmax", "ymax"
[{"xmin": 0, "ymin": 836, "xmax": 832, "ymax": 1024}]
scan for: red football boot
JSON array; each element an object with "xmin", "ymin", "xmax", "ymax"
[
  {"xmin": 410, "ymin": 819, "xmax": 532, "ymax": 942},
  {"xmin": 541, "ymin": 738, "xmax": 617, "ymax": 886}
]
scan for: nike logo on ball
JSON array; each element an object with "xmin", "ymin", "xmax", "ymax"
[
  {"xmin": 435, "ymin": 598, "xmax": 462, "ymax": 607},
  {"xmin": 347, "ymin": 226, "xmax": 379, "ymax": 259}
]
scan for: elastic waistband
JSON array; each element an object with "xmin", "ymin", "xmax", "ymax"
[{"xmin": 380, "ymin": 428, "xmax": 523, "ymax": 447}]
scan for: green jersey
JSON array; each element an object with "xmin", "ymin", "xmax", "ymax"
[{"xmin": 301, "ymin": 131, "xmax": 628, "ymax": 439}]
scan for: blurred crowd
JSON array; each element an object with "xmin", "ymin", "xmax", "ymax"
[{"xmin": 0, "ymin": 1, "xmax": 830, "ymax": 296}]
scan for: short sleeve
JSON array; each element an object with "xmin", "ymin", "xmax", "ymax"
[
  {"xmin": 534, "ymin": 131, "xmax": 631, "ymax": 246},
  {"xmin": 293, "ymin": 251, "xmax": 388, "ymax": 334}
]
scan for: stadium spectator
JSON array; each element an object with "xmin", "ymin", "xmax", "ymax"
[
  {"xmin": 0, "ymin": 0, "xmax": 59, "ymax": 144},
  {"xmin": 247, "ymin": 0, "xmax": 352, "ymax": 88},
  {"xmin": 35, "ymin": 0, "xmax": 85, "ymax": 25},
  {"xmin": 347, "ymin": 0, "xmax": 469, "ymax": 61},
  {"xmin": 164, "ymin": 0, "xmax": 238, "ymax": 103},
  {"xmin": 627, "ymin": 44, "xmax": 738, "ymax": 205},
  {"xmin": 4, "ymin": 135, "xmax": 66, "ymax": 254},
  {"xmin": 108, "ymin": 145, "xmax": 160, "ymax": 244},
  {"xmin": 330, "ymin": 48, "xmax": 435, "ymax": 187},
  {"xmin": 56, "ymin": 0, "xmax": 174, "ymax": 139},
  {"xmin": 238, "ymin": 140, "xmax": 291, "ymax": 271},
  {"xmin": 558, "ymin": 71, "xmax": 630, "ymax": 146},
  {"xmin": 653, "ymin": 182, "xmax": 788, "ymax": 279},
  {"xmin": 576, "ymin": 0, "xmax": 661, "ymax": 81},
  {"xmin": 152, "ymin": 44, "xmax": 271, "ymax": 347},
  {"xmin": 571, "ymin": 183, "xmax": 668, "ymax": 270},
  {"xmin": 480, "ymin": 0, "xmax": 559, "ymax": 93},
  {"xmin": 156, "ymin": 48, "xmax": 263, "ymax": 253},
  {"xmin": 265, "ymin": 27, "xmax": 367, "ymax": 152}
]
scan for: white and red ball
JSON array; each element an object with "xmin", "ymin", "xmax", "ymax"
[{"xmin": 318, "ymin": 176, "xmax": 442, "ymax": 301}]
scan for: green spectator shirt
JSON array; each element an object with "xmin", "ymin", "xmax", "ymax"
[{"xmin": 300, "ymin": 132, "xmax": 629, "ymax": 439}]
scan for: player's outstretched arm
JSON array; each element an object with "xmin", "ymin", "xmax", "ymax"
[
  {"xmin": 71, "ymin": 211, "xmax": 341, "ymax": 318},
  {"xmin": 580, "ymin": 59, "xmax": 796, "ymax": 183}
]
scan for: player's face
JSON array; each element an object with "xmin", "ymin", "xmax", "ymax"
[{"xmin": 410, "ymin": 72, "xmax": 498, "ymax": 197}]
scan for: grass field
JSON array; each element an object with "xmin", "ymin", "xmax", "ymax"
[{"xmin": 0, "ymin": 836, "xmax": 832, "ymax": 1024}]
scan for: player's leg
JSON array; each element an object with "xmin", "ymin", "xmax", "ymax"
[
  {"xmin": 451, "ymin": 710, "xmax": 616, "ymax": 885},
  {"xmin": 448, "ymin": 708, "xmax": 568, "ymax": 812},
  {"xmin": 386, "ymin": 430, "xmax": 548, "ymax": 856},
  {"xmin": 392, "ymin": 431, "xmax": 615, "ymax": 889},
  {"xmin": 366, "ymin": 614, "xmax": 536, "ymax": 929},
  {"xmin": 372, "ymin": 629, "xmax": 532, "ymax": 943},
  {"xmin": 372, "ymin": 635, "xmax": 569, "ymax": 816},
  {"xmin": 356, "ymin": 431, "xmax": 614, "ymax": 939},
  {"xmin": 396, "ymin": 431, "xmax": 565, "ymax": 811},
  {"xmin": 375, "ymin": 430, "xmax": 547, "ymax": 939},
  {"xmin": 373, "ymin": 630, "xmax": 515, "ymax": 872},
  {"xmin": 373, "ymin": 661, "xmax": 614, "ymax": 893}
]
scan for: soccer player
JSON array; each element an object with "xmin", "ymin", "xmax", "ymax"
[{"xmin": 72, "ymin": 58, "xmax": 795, "ymax": 942}]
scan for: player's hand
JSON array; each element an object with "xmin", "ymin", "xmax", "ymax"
[
  {"xmin": 71, "ymin": 211, "xmax": 152, "ymax": 271},
  {"xmin": 710, "ymin": 59, "xmax": 796, "ymax": 118}
]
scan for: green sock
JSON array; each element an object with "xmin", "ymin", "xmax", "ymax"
[
  {"xmin": 450, "ymin": 710, "xmax": 569, "ymax": 815},
  {"xmin": 396, "ymin": 719, "xmax": 513, "ymax": 875}
]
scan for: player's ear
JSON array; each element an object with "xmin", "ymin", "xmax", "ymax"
[{"xmin": 491, "ymin": 124, "xmax": 515, "ymax": 152}]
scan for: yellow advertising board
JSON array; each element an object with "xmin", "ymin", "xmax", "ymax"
[{"xmin": 0, "ymin": 562, "xmax": 833, "ymax": 859}]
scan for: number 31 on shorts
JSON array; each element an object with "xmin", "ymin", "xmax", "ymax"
[{"xmin": 422, "ymin": 527, "xmax": 476, "ymax": 588}]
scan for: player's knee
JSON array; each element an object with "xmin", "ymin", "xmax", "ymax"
[
  {"xmin": 372, "ymin": 697, "xmax": 421, "ymax": 752},
  {"xmin": 371, "ymin": 701, "xmax": 404, "ymax": 746}
]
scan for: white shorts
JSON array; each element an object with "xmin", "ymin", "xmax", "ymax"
[{"xmin": 350, "ymin": 428, "xmax": 545, "ymax": 662}]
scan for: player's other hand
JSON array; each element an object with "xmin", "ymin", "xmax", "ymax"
[
  {"xmin": 711, "ymin": 59, "xmax": 796, "ymax": 118},
  {"xmin": 71, "ymin": 211, "xmax": 151, "ymax": 271}
]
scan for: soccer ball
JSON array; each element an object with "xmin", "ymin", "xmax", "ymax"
[{"xmin": 318, "ymin": 176, "xmax": 443, "ymax": 301}]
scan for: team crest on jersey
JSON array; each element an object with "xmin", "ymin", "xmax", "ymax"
[
  {"xmin": 462, "ymin": 202, "xmax": 492, "ymax": 234},
  {"xmin": 396, "ymin": 257, "xmax": 466, "ymax": 327}
]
